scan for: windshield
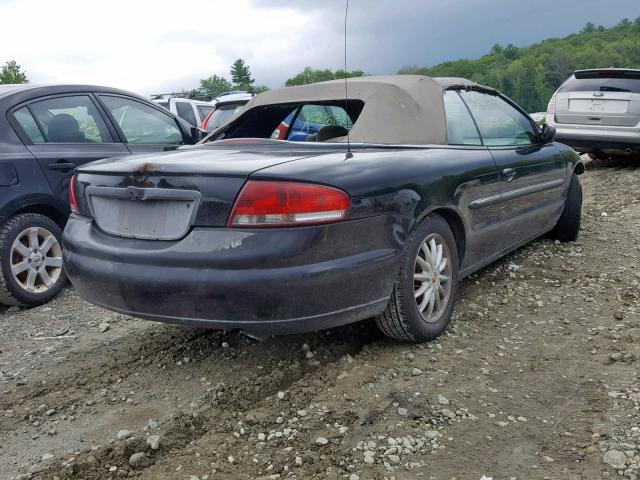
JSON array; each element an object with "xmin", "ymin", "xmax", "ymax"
[{"xmin": 559, "ymin": 72, "xmax": 640, "ymax": 93}]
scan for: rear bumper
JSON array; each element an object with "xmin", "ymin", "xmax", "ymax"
[
  {"xmin": 549, "ymin": 120, "xmax": 640, "ymax": 153},
  {"xmin": 63, "ymin": 215, "xmax": 403, "ymax": 335}
]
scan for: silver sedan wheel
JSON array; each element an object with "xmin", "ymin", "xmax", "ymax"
[
  {"xmin": 414, "ymin": 233, "xmax": 452, "ymax": 323},
  {"xmin": 10, "ymin": 227, "xmax": 63, "ymax": 294}
]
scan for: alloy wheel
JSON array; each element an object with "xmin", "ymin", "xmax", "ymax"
[
  {"xmin": 10, "ymin": 227, "xmax": 63, "ymax": 294},
  {"xmin": 413, "ymin": 233, "xmax": 452, "ymax": 323}
]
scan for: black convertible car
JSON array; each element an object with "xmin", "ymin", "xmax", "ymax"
[{"xmin": 64, "ymin": 76, "xmax": 584, "ymax": 342}]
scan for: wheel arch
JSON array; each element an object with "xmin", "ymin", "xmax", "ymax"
[
  {"xmin": 0, "ymin": 195, "xmax": 69, "ymax": 228},
  {"xmin": 417, "ymin": 206, "xmax": 467, "ymax": 267},
  {"xmin": 574, "ymin": 161, "xmax": 586, "ymax": 175}
]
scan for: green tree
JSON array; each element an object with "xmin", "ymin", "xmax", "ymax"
[
  {"xmin": 502, "ymin": 44, "xmax": 519, "ymax": 60},
  {"xmin": 230, "ymin": 59, "xmax": 254, "ymax": 90},
  {"xmin": 490, "ymin": 43, "xmax": 504, "ymax": 55},
  {"xmin": 0, "ymin": 60, "xmax": 28, "ymax": 84},
  {"xmin": 335, "ymin": 69, "xmax": 365, "ymax": 79},
  {"xmin": 200, "ymin": 74, "xmax": 232, "ymax": 96},
  {"xmin": 617, "ymin": 18, "xmax": 632, "ymax": 29},
  {"xmin": 285, "ymin": 67, "xmax": 365, "ymax": 87},
  {"xmin": 252, "ymin": 85, "xmax": 270, "ymax": 94}
]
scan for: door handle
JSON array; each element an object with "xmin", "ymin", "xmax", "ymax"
[
  {"xmin": 502, "ymin": 168, "xmax": 517, "ymax": 182},
  {"xmin": 48, "ymin": 162, "xmax": 76, "ymax": 172}
]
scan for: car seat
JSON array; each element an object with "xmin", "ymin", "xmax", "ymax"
[
  {"xmin": 47, "ymin": 114, "xmax": 87, "ymax": 143},
  {"xmin": 310, "ymin": 125, "xmax": 349, "ymax": 142}
]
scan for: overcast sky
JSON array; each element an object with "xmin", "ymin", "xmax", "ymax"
[{"xmin": 0, "ymin": 0, "xmax": 638, "ymax": 95}]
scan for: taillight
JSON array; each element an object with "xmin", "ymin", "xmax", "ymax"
[
  {"xmin": 228, "ymin": 181, "xmax": 350, "ymax": 227},
  {"xmin": 547, "ymin": 95, "xmax": 556, "ymax": 114},
  {"xmin": 69, "ymin": 175, "xmax": 79, "ymax": 214}
]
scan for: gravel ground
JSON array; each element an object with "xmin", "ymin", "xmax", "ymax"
[{"xmin": 1, "ymin": 156, "xmax": 639, "ymax": 480}]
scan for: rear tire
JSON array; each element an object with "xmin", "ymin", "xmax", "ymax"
[
  {"xmin": 0, "ymin": 214, "xmax": 67, "ymax": 306},
  {"xmin": 376, "ymin": 214, "xmax": 460, "ymax": 342},
  {"xmin": 551, "ymin": 173, "xmax": 582, "ymax": 242}
]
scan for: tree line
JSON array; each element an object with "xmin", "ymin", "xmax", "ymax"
[{"xmin": 399, "ymin": 17, "xmax": 640, "ymax": 112}]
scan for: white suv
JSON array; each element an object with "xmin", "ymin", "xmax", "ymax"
[
  {"xmin": 151, "ymin": 95, "xmax": 216, "ymax": 128},
  {"xmin": 546, "ymin": 69, "xmax": 640, "ymax": 158}
]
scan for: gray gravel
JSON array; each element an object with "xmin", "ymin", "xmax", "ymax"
[{"xmin": 1, "ymin": 156, "xmax": 640, "ymax": 480}]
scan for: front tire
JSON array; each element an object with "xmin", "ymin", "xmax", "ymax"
[
  {"xmin": 0, "ymin": 213, "xmax": 67, "ymax": 306},
  {"xmin": 551, "ymin": 173, "xmax": 582, "ymax": 242},
  {"xmin": 376, "ymin": 214, "xmax": 460, "ymax": 342}
]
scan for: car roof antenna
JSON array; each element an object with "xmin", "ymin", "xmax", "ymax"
[{"xmin": 344, "ymin": 0, "xmax": 353, "ymax": 159}]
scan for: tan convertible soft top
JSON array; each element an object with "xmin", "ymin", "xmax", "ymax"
[{"xmin": 235, "ymin": 75, "xmax": 496, "ymax": 145}]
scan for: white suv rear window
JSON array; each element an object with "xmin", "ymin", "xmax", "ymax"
[{"xmin": 559, "ymin": 72, "xmax": 640, "ymax": 93}]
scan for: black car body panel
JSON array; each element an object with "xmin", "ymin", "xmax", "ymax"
[
  {"xmin": 63, "ymin": 213, "xmax": 399, "ymax": 334},
  {"xmin": 74, "ymin": 147, "xmax": 332, "ymax": 227},
  {"xmin": 63, "ymin": 76, "xmax": 583, "ymax": 336},
  {"xmin": 64, "ymin": 142, "xmax": 577, "ymax": 334}
]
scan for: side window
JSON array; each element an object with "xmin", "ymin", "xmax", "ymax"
[
  {"xmin": 175, "ymin": 101, "xmax": 197, "ymax": 126},
  {"xmin": 100, "ymin": 95, "xmax": 184, "ymax": 145},
  {"xmin": 13, "ymin": 107, "xmax": 45, "ymax": 143},
  {"xmin": 459, "ymin": 90, "xmax": 538, "ymax": 147},
  {"xmin": 29, "ymin": 95, "xmax": 113, "ymax": 143},
  {"xmin": 443, "ymin": 91, "xmax": 482, "ymax": 146}
]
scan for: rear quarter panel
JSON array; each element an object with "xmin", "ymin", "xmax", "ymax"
[{"xmin": 251, "ymin": 147, "xmax": 500, "ymax": 270}]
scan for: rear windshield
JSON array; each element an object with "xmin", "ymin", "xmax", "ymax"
[
  {"xmin": 206, "ymin": 102, "xmax": 247, "ymax": 131},
  {"xmin": 207, "ymin": 100, "xmax": 364, "ymax": 143},
  {"xmin": 559, "ymin": 72, "xmax": 640, "ymax": 93},
  {"xmin": 196, "ymin": 104, "xmax": 215, "ymax": 119}
]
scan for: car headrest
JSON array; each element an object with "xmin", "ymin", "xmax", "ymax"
[
  {"xmin": 47, "ymin": 114, "xmax": 85, "ymax": 143},
  {"xmin": 316, "ymin": 125, "xmax": 349, "ymax": 142}
]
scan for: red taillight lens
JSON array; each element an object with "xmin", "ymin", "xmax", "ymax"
[
  {"xmin": 228, "ymin": 181, "xmax": 350, "ymax": 227},
  {"xmin": 69, "ymin": 175, "xmax": 79, "ymax": 214}
]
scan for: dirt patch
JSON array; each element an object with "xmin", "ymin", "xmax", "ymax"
[{"xmin": 1, "ymin": 157, "xmax": 639, "ymax": 480}]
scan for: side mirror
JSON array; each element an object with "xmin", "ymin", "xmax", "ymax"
[
  {"xmin": 540, "ymin": 124, "xmax": 556, "ymax": 144},
  {"xmin": 191, "ymin": 126, "xmax": 208, "ymax": 143}
]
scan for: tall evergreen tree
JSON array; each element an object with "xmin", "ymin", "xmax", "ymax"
[
  {"xmin": 230, "ymin": 59, "xmax": 254, "ymax": 90},
  {"xmin": 0, "ymin": 60, "xmax": 28, "ymax": 84}
]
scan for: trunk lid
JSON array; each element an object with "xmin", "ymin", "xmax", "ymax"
[
  {"xmin": 75, "ymin": 144, "xmax": 325, "ymax": 238},
  {"xmin": 77, "ymin": 144, "xmax": 317, "ymax": 176}
]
